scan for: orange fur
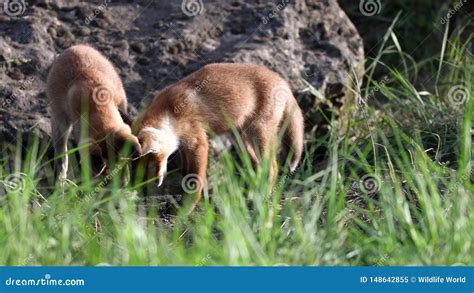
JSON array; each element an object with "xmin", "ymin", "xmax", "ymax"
[
  {"xmin": 47, "ymin": 44, "xmax": 141, "ymax": 179},
  {"xmin": 136, "ymin": 63, "xmax": 304, "ymax": 209}
]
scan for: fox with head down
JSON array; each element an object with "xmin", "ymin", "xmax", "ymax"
[
  {"xmin": 47, "ymin": 44, "xmax": 141, "ymax": 180},
  {"xmin": 135, "ymin": 63, "xmax": 304, "ymax": 212}
]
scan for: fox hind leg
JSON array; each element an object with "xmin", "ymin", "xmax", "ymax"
[
  {"xmin": 51, "ymin": 115, "xmax": 72, "ymax": 181},
  {"xmin": 243, "ymin": 122, "xmax": 279, "ymax": 188},
  {"xmin": 241, "ymin": 130, "xmax": 260, "ymax": 168},
  {"xmin": 181, "ymin": 130, "xmax": 209, "ymax": 213}
]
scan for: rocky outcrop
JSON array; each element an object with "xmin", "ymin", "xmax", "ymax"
[{"xmin": 0, "ymin": 0, "xmax": 364, "ymax": 141}]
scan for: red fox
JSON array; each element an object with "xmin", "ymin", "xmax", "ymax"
[
  {"xmin": 135, "ymin": 63, "xmax": 304, "ymax": 208},
  {"xmin": 46, "ymin": 44, "xmax": 141, "ymax": 180}
]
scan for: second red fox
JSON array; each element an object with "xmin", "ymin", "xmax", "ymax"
[
  {"xmin": 47, "ymin": 44, "xmax": 141, "ymax": 180},
  {"xmin": 135, "ymin": 63, "xmax": 304, "ymax": 211}
]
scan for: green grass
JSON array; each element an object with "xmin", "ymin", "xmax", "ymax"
[{"xmin": 0, "ymin": 15, "xmax": 472, "ymax": 266}]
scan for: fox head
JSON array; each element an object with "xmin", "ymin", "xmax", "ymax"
[
  {"xmin": 100, "ymin": 125, "xmax": 142, "ymax": 160},
  {"xmin": 137, "ymin": 126, "xmax": 179, "ymax": 187}
]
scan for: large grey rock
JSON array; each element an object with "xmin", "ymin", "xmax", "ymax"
[{"xmin": 0, "ymin": 0, "xmax": 364, "ymax": 142}]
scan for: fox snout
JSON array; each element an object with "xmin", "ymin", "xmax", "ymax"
[
  {"xmin": 122, "ymin": 136, "xmax": 142, "ymax": 159},
  {"xmin": 102, "ymin": 130, "xmax": 142, "ymax": 160}
]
